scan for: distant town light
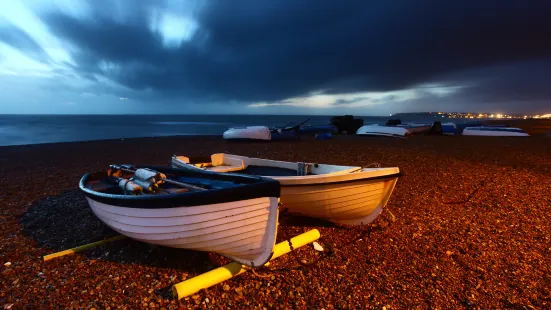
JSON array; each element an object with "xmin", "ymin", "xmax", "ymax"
[{"xmin": 395, "ymin": 112, "xmax": 550, "ymax": 120}]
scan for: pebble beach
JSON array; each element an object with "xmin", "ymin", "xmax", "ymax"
[{"xmin": 1, "ymin": 134, "xmax": 550, "ymax": 309}]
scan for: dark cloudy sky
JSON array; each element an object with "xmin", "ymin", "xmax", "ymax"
[{"xmin": 1, "ymin": 0, "xmax": 550, "ymax": 115}]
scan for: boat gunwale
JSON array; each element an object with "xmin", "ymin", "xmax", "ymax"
[
  {"xmin": 171, "ymin": 155, "xmax": 401, "ymax": 186},
  {"xmin": 79, "ymin": 165, "xmax": 281, "ymax": 209},
  {"xmin": 279, "ymin": 172, "xmax": 402, "ymax": 187}
]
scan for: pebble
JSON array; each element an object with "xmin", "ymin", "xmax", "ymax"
[{"xmin": 313, "ymin": 242, "xmax": 324, "ymax": 252}]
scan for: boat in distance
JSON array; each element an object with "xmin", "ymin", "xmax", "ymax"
[
  {"xmin": 223, "ymin": 119, "xmax": 309, "ymax": 141},
  {"xmin": 462, "ymin": 126, "xmax": 529, "ymax": 136},
  {"xmin": 223, "ymin": 126, "xmax": 272, "ymax": 140},
  {"xmin": 356, "ymin": 125, "xmax": 412, "ymax": 138},
  {"xmin": 397, "ymin": 123, "xmax": 433, "ymax": 134},
  {"xmin": 171, "ymin": 154, "xmax": 401, "ymax": 226},
  {"xmin": 79, "ymin": 164, "xmax": 281, "ymax": 267}
]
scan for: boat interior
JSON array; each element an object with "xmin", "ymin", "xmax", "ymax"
[
  {"xmin": 85, "ymin": 168, "xmax": 249, "ymax": 196},
  {"xmin": 173, "ymin": 154, "xmax": 362, "ymax": 177}
]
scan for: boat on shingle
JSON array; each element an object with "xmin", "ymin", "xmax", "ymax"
[
  {"xmin": 79, "ymin": 164, "xmax": 280, "ymax": 267},
  {"xmin": 171, "ymin": 154, "xmax": 401, "ymax": 226},
  {"xmin": 356, "ymin": 125, "xmax": 412, "ymax": 138},
  {"xmin": 223, "ymin": 119, "xmax": 308, "ymax": 141},
  {"xmin": 462, "ymin": 126, "xmax": 529, "ymax": 136}
]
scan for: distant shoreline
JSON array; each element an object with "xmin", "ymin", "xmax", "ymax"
[{"xmin": 0, "ymin": 116, "xmax": 549, "ymax": 147}]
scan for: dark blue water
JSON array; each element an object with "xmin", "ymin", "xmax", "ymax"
[{"xmin": 0, "ymin": 114, "xmax": 455, "ymax": 146}]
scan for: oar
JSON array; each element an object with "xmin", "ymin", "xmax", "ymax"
[{"xmin": 110, "ymin": 165, "xmax": 207, "ymax": 191}]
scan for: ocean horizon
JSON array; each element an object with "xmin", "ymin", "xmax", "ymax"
[{"xmin": 0, "ymin": 114, "xmax": 458, "ymax": 147}]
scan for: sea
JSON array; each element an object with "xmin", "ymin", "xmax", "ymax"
[{"xmin": 0, "ymin": 114, "xmax": 456, "ymax": 147}]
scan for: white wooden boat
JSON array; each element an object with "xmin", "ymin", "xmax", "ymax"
[
  {"xmin": 462, "ymin": 126, "xmax": 529, "ymax": 136},
  {"xmin": 223, "ymin": 121, "xmax": 305, "ymax": 141},
  {"xmin": 223, "ymin": 126, "xmax": 272, "ymax": 140},
  {"xmin": 79, "ymin": 165, "xmax": 280, "ymax": 267},
  {"xmin": 356, "ymin": 125, "xmax": 411, "ymax": 138},
  {"xmin": 171, "ymin": 154, "xmax": 400, "ymax": 226}
]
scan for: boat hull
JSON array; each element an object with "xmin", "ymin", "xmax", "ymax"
[
  {"xmin": 223, "ymin": 126, "xmax": 271, "ymax": 140},
  {"xmin": 278, "ymin": 172, "xmax": 398, "ymax": 225},
  {"xmin": 462, "ymin": 127, "xmax": 529, "ymax": 136},
  {"xmin": 86, "ymin": 196, "xmax": 279, "ymax": 267},
  {"xmin": 356, "ymin": 125, "xmax": 411, "ymax": 138},
  {"xmin": 397, "ymin": 123, "xmax": 432, "ymax": 134},
  {"xmin": 79, "ymin": 166, "xmax": 281, "ymax": 267},
  {"xmin": 171, "ymin": 155, "xmax": 400, "ymax": 226}
]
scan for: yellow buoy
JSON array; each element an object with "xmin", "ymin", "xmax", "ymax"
[
  {"xmin": 43, "ymin": 235, "xmax": 127, "ymax": 261},
  {"xmin": 172, "ymin": 229, "xmax": 321, "ymax": 299}
]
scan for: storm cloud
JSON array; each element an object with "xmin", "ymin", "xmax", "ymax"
[
  {"xmin": 0, "ymin": 22, "xmax": 50, "ymax": 64},
  {"xmin": 2, "ymin": 0, "xmax": 551, "ymax": 113}
]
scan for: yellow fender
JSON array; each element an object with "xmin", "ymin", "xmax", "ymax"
[{"xmin": 172, "ymin": 229, "xmax": 321, "ymax": 299}]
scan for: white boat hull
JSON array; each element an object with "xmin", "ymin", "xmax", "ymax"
[
  {"xmin": 171, "ymin": 154, "xmax": 400, "ymax": 225},
  {"xmin": 279, "ymin": 174, "xmax": 398, "ymax": 225},
  {"xmin": 223, "ymin": 126, "xmax": 271, "ymax": 140},
  {"xmin": 86, "ymin": 196, "xmax": 279, "ymax": 267},
  {"xmin": 356, "ymin": 125, "xmax": 411, "ymax": 138},
  {"xmin": 462, "ymin": 127, "xmax": 529, "ymax": 136}
]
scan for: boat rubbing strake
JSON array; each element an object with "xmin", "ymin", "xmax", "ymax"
[
  {"xmin": 171, "ymin": 154, "xmax": 401, "ymax": 226},
  {"xmin": 79, "ymin": 165, "xmax": 281, "ymax": 267}
]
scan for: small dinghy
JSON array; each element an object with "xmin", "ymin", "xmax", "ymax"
[
  {"xmin": 171, "ymin": 154, "xmax": 400, "ymax": 226},
  {"xmin": 356, "ymin": 125, "xmax": 411, "ymax": 138},
  {"xmin": 462, "ymin": 126, "xmax": 529, "ymax": 136},
  {"xmin": 79, "ymin": 164, "xmax": 280, "ymax": 267},
  {"xmin": 397, "ymin": 123, "xmax": 432, "ymax": 134},
  {"xmin": 223, "ymin": 120, "xmax": 307, "ymax": 141},
  {"xmin": 223, "ymin": 126, "xmax": 272, "ymax": 140}
]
